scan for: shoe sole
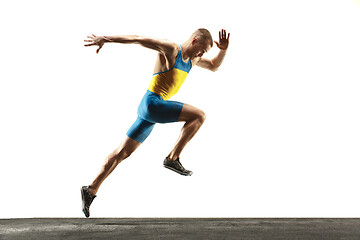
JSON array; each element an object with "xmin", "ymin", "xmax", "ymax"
[
  {"xmin": 80, "ymin": 187, "xmax": 90, "ymax": 218},
  {"xmin": 164, "ymin": 165, "xmax": 193, "ymax": 176}
]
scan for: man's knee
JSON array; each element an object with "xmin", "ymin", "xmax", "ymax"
[
  {"xmin": 198, "ymin": 110, "xmax": 206, "ymax": 124},
  {"xmin": 114, "ymin": 137, "xmax": 141, "ymax": 162},
  {"xmin": 191, "ymin": 110, "xmax": 206, "ymax": 125},
  {"xmin": 112, "ymin": 147, "xmax": 134, "ymax": 163},
  {"xmin": 117, "ymin": 148, "xmax": 133, "ymax": 160}
]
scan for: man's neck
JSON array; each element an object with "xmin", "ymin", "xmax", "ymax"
[{"xmin": 181, "ymin": 41, "xmax": 192, "ymax": 60}]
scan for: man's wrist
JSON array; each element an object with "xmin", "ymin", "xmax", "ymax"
[{"xmin": 102, "ymin": 36, "xmax": 112, "ymax": 43}]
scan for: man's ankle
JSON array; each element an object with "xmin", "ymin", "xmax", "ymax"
[
  {"xmin": 167, "ymin": 154, "xmax": 179, "ymax": 161},
  {"xmin": 88, "ymin": 185, "xmax": 97, "ymax": 196}
]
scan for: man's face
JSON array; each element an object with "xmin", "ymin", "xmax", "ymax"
[{"xmin": 191, "ymin": 39, "xmax": 212, "ymax": 58}]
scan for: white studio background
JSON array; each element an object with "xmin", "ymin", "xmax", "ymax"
[{"xmin": 0, "ymin": 0, "xmax": 359, "ymax": 218}]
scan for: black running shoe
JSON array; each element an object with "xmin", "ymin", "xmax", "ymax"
[
  {"xmin": 81, "ymin": 186, "xmax": 96, "ymax": 218},
  {"xmin": 163, "ymin": 157, "xmax": 193, "ymax": 176}
]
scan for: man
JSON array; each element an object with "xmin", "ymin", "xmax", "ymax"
[{"xmin": 81, "ymin": 28, "xmax": 230, "ymax": 217}]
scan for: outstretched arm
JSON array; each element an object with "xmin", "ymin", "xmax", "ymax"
[
  {"xmin": 84, "ymin": 34, "xmax": 177, "ymax": 55},
  {"xmin": 196, "ymin": 29, "xmax": 230, "ymax": 72}
]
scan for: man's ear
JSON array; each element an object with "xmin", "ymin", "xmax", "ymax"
[{"xmin": 192, "ymin": 37, "xmax": 198, "ymax": 44}]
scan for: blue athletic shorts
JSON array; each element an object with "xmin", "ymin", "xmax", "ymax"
[{"xmin": 126, "ymin": 90, "xmax": 184, "ymax": 143}]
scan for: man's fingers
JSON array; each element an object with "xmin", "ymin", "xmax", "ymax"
[
  {"xmin": 216, "ymin": 29, "xmax": 230, "ymax": 49},
  {"xmin": 96, "ymin": 45, "xmax": 102, "ymax": 54},
  {"xmin": 84, "ymin": 43, "xmax": 95, "ymax": 47},
  {"xmin": 84, "ymin": 39, "xmax": 93, "ymax": 42},
  {"xmin": 219, "ymin": 29, "xmax": 228, "ymax": 40},
  {"xmin": 86, "ymin": 34, "xmax": 97, "ymax": 40}
]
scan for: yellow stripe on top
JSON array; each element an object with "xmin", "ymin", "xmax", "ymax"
[
  {"xmin": 148, "ymin": 68, "xmax": 188, "ymax": 101},
  {"xmin": 148, "ymin": 45, "xmax": 192, "ymax": 101}
]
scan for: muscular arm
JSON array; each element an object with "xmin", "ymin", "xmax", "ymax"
[
  {"xmin": 84, "ymin": 34, "xmax": 177, "ymax": 55},
  {"xmin": 196, "ymin": 50, "xmax": 227, "ymax": 72},
  {"xmin": 195, "ymin": 29, "xmax": 230, "ymax": 72}
]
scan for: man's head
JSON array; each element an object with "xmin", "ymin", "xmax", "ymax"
[{"xmin": 188, "ymin": 28, "xmax": 213, "ymax": 58}]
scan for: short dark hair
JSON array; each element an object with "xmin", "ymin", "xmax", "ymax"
[{"xmin": 192, "ymin": 28, "xmax": 213, "ymax": 47}]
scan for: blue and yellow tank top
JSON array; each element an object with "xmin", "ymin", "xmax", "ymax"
[{"xmin": 148, "ymin": 45, "xmax": 192, "ymax": 100}]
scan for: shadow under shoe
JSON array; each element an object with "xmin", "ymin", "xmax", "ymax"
[
  {"xmin": 81, "ymin": 186, "xmax": 96, "ymax": 218},
  {"xmin": 163, "ymin": 157, "xmax": 193, "ymax": 176}
]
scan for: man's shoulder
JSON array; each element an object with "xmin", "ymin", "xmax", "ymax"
[
  {"xmin": 159, "ymin": 43, "xmax": 180, "ymax": 62},
  {"xmin": 164, "ymin": 42, "xmax": 179, "ymax": 57}
]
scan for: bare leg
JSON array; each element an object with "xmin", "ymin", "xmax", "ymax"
[
  {"xmin": 88, "ymin": 136, "xmax": 141, "ymax": 196},
  {"xmin": 167, "ymin": 103, "xmax": 206, "ymax": 161}
]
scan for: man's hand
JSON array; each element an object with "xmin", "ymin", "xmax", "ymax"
[
  {"xmin": 214, "ymin": 29, "xmax": 230, "ymax": 50},
  {"xmin": 84, "ymin": 34, "xmax": 107, "ymax": 54}
]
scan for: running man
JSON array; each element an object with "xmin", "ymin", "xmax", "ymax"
[{"xmin": 81, "ymin": 28, "xmax": 230, "ymax": 217}]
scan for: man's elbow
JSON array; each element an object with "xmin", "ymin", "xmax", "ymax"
[{"xmin": 210, "ymin": 65, "xmax": 219, "ymax": 72}]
